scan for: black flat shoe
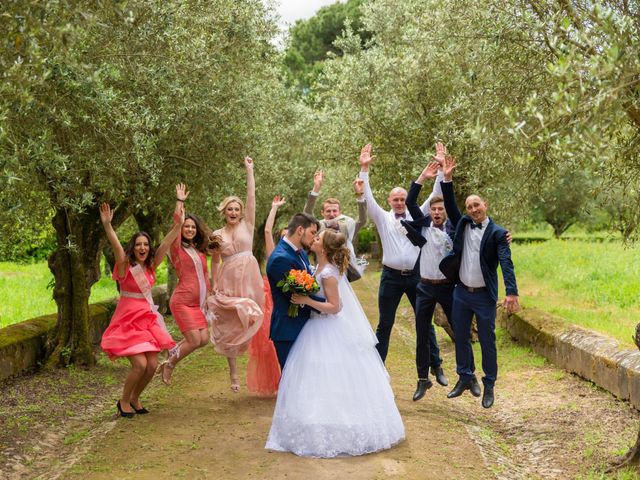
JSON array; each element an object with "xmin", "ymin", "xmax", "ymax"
[
  {"xmin": 482, "ymin": 386, "xmax": 495, "ymax": 409},
  {"xmin": 412, "ymin": 378, "xmax": 433, "ymax": 401},
  {"xmin": 117, "ymin": 400, "xmax": 135, "ymax": 418},
  {"xmin": 470, "ymin": 376, "xmax": 482, "ymax": 397},
  {"xmin": 130, "ymin": 402, "xmax": 149, "ymax": 414},
  {"xmin": 431, "ymin": 366, "xmax": 449, "ymax": 387},
  {"xmin": 447, "ymin": 378, "xmax": 472, "ymax": 398}
]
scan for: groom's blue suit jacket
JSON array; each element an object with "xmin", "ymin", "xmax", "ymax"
[
  {"xmin": 267, "ymin": 239, "xmax": 316, "ymax": 342},
  {"xmin": 438, "ymin": 181, "xmax": 518, "ymax": 302}
]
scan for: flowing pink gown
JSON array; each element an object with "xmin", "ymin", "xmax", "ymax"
[
  {"xmin": 207, "ymin": 222, "xmax": 264, "ymax": 357},
  {"xmin": 101, "ymin": 265, "xmax": 176, "ymax": 359},
  {"xmin": 246, "ymin": 277, "xmax": 281, "ymax": 396},
  {"xmin": 169, "ymin": 238, "xmax": 210, "ymax": 333}
]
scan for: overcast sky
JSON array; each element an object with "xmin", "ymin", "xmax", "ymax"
[{"xmin": 274, "ymin": 0, "xmax": 344, "ymax": 27}]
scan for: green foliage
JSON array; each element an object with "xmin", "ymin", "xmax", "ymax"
[{"xmin": 283, "ymin": 0, "xmax": 369, "ymax": 92}]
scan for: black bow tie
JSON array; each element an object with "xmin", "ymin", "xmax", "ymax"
[
  {"xmin": 470, "ymin": 222, "xmax": 483, "ymax": 230},
  {"xmin": 395, "ymin": 213, "xmax": 406, "ymax": 219}
]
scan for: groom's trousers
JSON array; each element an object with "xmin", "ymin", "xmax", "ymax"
[
  {"xmin": 375, "ymin": 266, "xmax": 442, "ymax": 367},
  {"xmin": 273, "ymin": 341, "xmax": 294, "ymax": 370}
]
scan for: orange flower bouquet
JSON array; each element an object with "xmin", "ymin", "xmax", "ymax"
[{"xmin": 276, "ymin": 269, "xmax": 320, "ymax": 317}]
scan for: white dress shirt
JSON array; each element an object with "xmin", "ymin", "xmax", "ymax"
[
  {"xmin": 459, "ymin": 217, "xmax": 490, "ymax": 287},
  {"xmin": 419, "ymin": 225, "xmax": 453, "ymax": 280},
  {"xmin": 359, "ymin": 170, "xmax": 442, "ymax": 271}
]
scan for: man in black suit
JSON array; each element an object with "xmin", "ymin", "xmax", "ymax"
[{"xmin": 439, "ymin": 156, "xmax": 520, "ymax": 408}]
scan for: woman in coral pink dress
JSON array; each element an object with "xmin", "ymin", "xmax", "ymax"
[
  {"xmin": 158, "ymin": 184, "xmax": 219, "ymax": 385},
  {"xmin": 246, "ymin": 194, "xmax": 285, "ymax": 396},
  {"xmin": 207, "ymin": 156, "xmax": 264, "ymax": 392},
  {"xmin": 99, "ymin": 196, "xmax": 183, "ymax": 417}
]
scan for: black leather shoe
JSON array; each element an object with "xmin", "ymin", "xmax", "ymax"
[
  {"xmin": 482, "ymin": 386, "xmax": 494, "ymax": 408},
  {"xmin": 130, "ymin": 402, "xmax": 149, "ymax": 414},
  {"xmin": 431, "ymin": 366, "xmax": 449, "ymax": 387},
  {"xmin": 412, "ymin": 378, "xmax": 433, "ymax": 401},
  {"xmin": 446, "ymin": 378, "xmax": 471, "ymax": 398},
  {"xmin": 117, "ymin": 400, "xmax": 135, "ymax": 418},
  {"xmin": 470, "ymin": 376, "xmax": 482, "ymax": 397}
]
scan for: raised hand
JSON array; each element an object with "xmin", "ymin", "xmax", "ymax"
[
  {"xmin": 272, "ymin": 194, "xmax": 286, "ymax": 208},
  {"xmin": 443, "ymin": 155, "xmax": 457, "ymax": 181},
  {"xmin": 353, "ymin": 177, "xmax": 364, "ymax": 196},
  {"xmin": 418, "ymin": 161, "xmax": 440, "ymax": 183},
  {"xmin": 359, "ymin": 144, "xmax": 374, "ymax": 169},
  {"xmin": 244, "ymin": 156, "xmax": 254, "ymax": 169},
  {"xmin": 312, "ymin": 169, "xmax": 324, "ymax": 193},
  {"xmin": 433, "ymin": 142, "xmax": 447, "ymax": 166},
  {"xmin": 176, "ymin": 183, "xmax": 189, "ymax": 202},
  {"xmin": 99, "ymin": 203, "xmax": 114, "ymax": 225}
]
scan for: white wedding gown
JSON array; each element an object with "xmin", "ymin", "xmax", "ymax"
[{"xmin": 265, "ymin": 264, "xmax": 405, "ymax": 458}]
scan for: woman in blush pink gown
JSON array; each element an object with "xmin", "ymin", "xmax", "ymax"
[
  {"xmin": 246, "ymin": 195, "xmax": 285, "ymax": 396},
  {"xmin": 207, "ymin": 156, "xmax": 264, "ymax": 392},
  {"xmin": 99, "ymin": 196, "xmax": 183, "ymax": 417},
  {"xmin": 158, "ymin": 184, "xmax": 220, "ymax": 385}
]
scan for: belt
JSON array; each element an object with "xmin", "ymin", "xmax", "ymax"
[
  {"xmin": 459, "ymin": 283, "xmax": 487, "ymax": 293},
  {"xmin": 420, "ymin": 278, "xmax": 452, "ymax": 285},
  {"xmin": 383, "ymin": 265, "xmax": 417, "ymax": 276}
]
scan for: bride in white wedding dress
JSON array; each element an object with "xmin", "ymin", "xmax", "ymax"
[{"xmin": 265, "ymin": 229, "xmax": 405, "ymax": 458}]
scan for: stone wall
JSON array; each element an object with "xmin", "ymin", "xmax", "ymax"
[
  {"xmin": 498, "ymin": 307, "xmax": 640, "ymax": 410},
  {"xmin": 0, "ymin": 286, "xmax": 167, "ymax": 382}
]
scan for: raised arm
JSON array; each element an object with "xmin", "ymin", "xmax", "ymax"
[
  {"xmin": 303, "ymin": 169, "xmax": 323, "ymax": 215},
  {"xmin": 170, "ymin": 183, "xmax": 189, "ymax": 260},
  {"xmin": 441, "ymin": 155, "xmax": 463, "ymax": 227},
  {"xmin": 420, "ymin": 142, "xmax": 446, "ymax": 213},
  {"xmin": 265, "ymin": 195, "xmax": 285, "ymax": 260},
  {"xmin": 408, "ymin": 160, "xmax": 439, "ymax": 220},
  {"xmin": 100, "ymin": 203, "xmax": 127, "ymax": 278},
  {"xmin": 154, "ymin": 203, "xmax": 185, "ymax": 269},
  {"xmin": 352, "ymin": 177, "xmax": 367, "ymax": 239},
  {"xmin": 358, "ymin": 144, "xmax": 386, "ymax": 223},
  {"xmin": 244, "ymin": 156, "xmax": 256, "ymax": 230}
]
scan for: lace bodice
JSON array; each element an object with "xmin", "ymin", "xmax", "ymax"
[{"xmin": 314, "ymin": 263, "xmax": 341, "ymax": 299}]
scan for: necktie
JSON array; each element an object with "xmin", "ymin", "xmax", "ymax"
[
  {"xmin": 395, "ymin": 213, "xmax": 406, "ymax": 220},
  {"xmin": 470, "ymin": 222, "xmax": 483, "ymax": 230}
]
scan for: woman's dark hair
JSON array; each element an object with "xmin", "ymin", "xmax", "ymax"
[
  {"xmin": 125, "ymin": 232, "xmax": 156, "ymax": 269},
  {"xmin": 182, "ymin": 213, "xmax": 209, "ymax": 253}
]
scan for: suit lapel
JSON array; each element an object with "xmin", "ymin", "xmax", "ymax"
[
  {"xmin": 479, "ymin": 219, "xmax": 495, "ymax": 255},
  {"xmin": 281, "ymin": 240, "xmax": 309, "ymax": 271}
]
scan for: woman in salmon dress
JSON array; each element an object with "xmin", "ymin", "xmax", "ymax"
[
  {"xmin": 158, "ymin": 184, "xmax": 219, "ymax": 385},
  {"xmin": 99, "ymin": 195, "xmax": 183, "ymax": 417},
  {"xmin": 246, "ymin": 194, "xmax": 285, "ymax": 396},
  {"xmin": 207, "ymin": 156, "xmax": 264, "ymax": 392}
]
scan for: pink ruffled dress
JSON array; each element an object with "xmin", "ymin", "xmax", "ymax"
[{"xmin": 207, "ymin": 222, "xmax": 264, "ymax": 358}]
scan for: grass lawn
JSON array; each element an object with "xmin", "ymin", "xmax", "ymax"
[
  {"xmin": 0, "ymin": 260, "xmax": 168, "ymax": 329},
  {"xmin": 508, "ymin": 239, "xmax": 640, "ymax": 348}
]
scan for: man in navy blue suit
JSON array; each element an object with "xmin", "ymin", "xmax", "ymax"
[
  {"xmin": 266, "ymin": 212, "xmax": 321, "ymax": 368},
  {"xmin": 438, "ymin": 156, "xmax": 520, "ymax": 408}
]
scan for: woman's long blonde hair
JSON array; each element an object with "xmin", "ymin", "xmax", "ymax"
[{"xmin": 322, "ymin": 230, "xmax": 350, "ymax": 276}]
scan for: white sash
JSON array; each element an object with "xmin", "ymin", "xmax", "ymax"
[
  {"xmin": 183, "ymin": 246, "xmax": 216, "ymax": 331},
  {"xmin": 129, "ymin": 263, "xmax": 176, "ymax": 354}
]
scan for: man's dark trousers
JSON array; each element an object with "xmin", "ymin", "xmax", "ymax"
[
  {"xmin": 451, "ymin": 285, "xmax": 497, "ymax": 387},
  {"xmin": 376, "ymin": 267, "xmax": 442, "ymax": 368}
]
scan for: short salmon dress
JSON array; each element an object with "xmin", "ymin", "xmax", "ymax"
[{"xmin": 101, "ymin": 264, "xmax": 176, "ymax": 359}]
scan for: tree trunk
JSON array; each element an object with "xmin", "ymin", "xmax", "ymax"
[
  {"xmin": 46, "ymin": 204, "xmax": 128, "ymax": 367},
  {"xmin": 46, "ymin": 207, "xmax": 103, "ymax": 367}
]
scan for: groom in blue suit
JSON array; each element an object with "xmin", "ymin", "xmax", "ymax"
[
  {"xmin": 438, "ymin": 156, "xmax": 520, "ymax": 408},
  {"xmin": 267, "ymin": 212, "xmax": 321, "ymax": 368}
]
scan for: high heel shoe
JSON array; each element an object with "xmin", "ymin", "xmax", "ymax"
[
  {"xmin": 157, "ymin": 360, "xmax": 174, "ymax": 386},
  {"xmin": 117, "ymin": 400, "xmax": 135, "ymax": 418},
  {"xmin": 130, "ymin": 402, "xmax": 149, "ymax": 414}
]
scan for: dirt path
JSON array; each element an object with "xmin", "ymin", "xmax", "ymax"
[{"xmin": 3, "ymin": 273, "xmax": 640, "ymax": 479}]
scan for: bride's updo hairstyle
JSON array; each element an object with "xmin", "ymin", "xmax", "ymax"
[{"xmin": 322, "ymin": 230, "xmax": 350, "ymax": 276}]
